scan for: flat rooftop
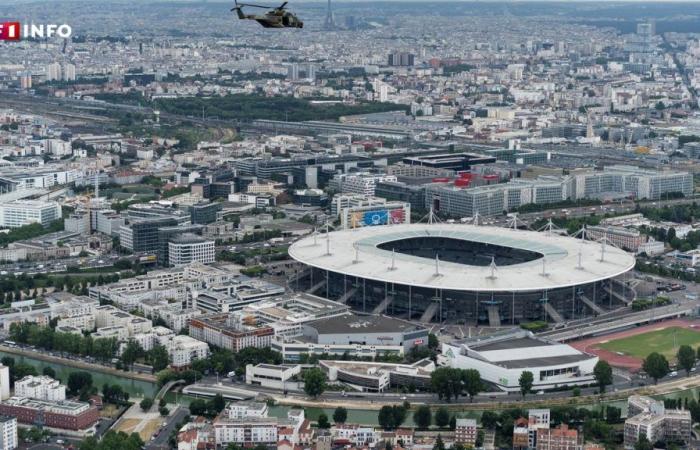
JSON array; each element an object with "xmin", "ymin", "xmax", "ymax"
[
  {"xmin": 470, "ymin": 337, "xmax": 551, "ymax": 351},
  {"xmin": 306, "ymin": 313, "xmax": 425, "ymax": 335}
]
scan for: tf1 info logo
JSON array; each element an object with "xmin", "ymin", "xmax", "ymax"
[{"xmin": 0, "ymin": 22, "xmax": 72, "ymax": 41}]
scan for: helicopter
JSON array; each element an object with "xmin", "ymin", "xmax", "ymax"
[{"xmin": 232, "ymin": 1, "xmax": 303, "ymax": 28}]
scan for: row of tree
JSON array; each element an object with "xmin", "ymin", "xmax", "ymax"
[{"xmin": 10, "ymin": 321, "xmax": 120, "ymax": 362}]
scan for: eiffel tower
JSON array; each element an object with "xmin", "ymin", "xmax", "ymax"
[{"xmin": 324, "ymin": 0, "xmax": 336, "ymax": 30}]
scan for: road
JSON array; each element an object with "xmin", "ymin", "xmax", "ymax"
[{"xmin": 146, "ymin": 407, "xmax": 189, "ymax": 450}]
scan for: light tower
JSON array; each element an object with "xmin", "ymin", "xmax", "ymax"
[{"xmin": 324, "ymin": 0, "xmax": 336, "ymax": 30}]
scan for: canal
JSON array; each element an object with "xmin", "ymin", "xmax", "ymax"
[{"xmin": 5, "ymin": 352, "xmax": 699, "ymax": 426}]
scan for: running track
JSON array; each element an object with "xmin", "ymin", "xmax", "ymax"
[{"xmin": 569, "ymin": 318, "xmax": 700, "ymax": 371}]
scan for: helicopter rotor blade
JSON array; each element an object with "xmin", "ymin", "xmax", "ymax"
[
  {"xmin": 236, "ymin": 2, "xmax": 276, "ymax": 8},
  {"xmin": 278, "ymin": 2, "xmax": 288, "ymax": 9}
]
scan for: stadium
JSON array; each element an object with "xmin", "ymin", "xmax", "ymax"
[{"xmin": 288, "ymin": 223, "xmax": 637, "ymax": 325}]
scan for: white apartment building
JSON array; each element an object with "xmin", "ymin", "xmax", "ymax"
[
  {"xmin": 56, "ymin": 313, "xmax": 95, "ymax": 331},
  {"xmin": 225, "ymin": 402, "xmax": 268, "ymax": 420},
  {"xmin": 14, "ymin": 376, "xmax": 66, "ymax": 402},
  {"xmin": 0, "ymin": 416, "xmax": 17, "ymax": 450},
  {"xmin": 0, "ymin": 200, "xmax": 62, "ymax": 228},
  {"xmin": 0, "ymin": 366, "xmax": 9, "ymax": 401},
  {"xmin": 331, "ymin": 424, "xmax": 378, "ymax": 446},
  {"xmin": 214, "ymin": 418, "xmax": 278, "ymax": 446},
  {"xmin": 168, "ymin": 335, "xmax": 210, "ymax": 368},
  {"xmin": 168, "ymin": 234, "xmax": 215, "ymax": 266},
  {"xmin": 130, "ymin": 326, "xmax": 176, "ymax": 352},
  {"xmin": 331, "ymin": 173, "xmax": 397, "ymax": 196}
]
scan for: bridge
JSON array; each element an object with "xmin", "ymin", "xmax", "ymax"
[
  {"xmin": 542, "ymin": 301, "xmax": 698, "ymax": 342},
  {"xmin": 182, "ymin": 383, "xmax": 258, "ymax": 401},
  {"xmin": 152, "ymin": 379, "xmax": 186, "ymax": 410}
]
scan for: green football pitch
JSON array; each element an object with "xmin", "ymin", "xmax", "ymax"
[{"xmin": 596, "ymin": 326, "xmax": 700, "ymax": 361}]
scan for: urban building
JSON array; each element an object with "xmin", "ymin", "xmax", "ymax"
[
  {"xmin": 0, "ymin": 200, "xmax": 62, "ymax": 228},
  {"xmin": 0, "ymin": 397, "xmax": 99, "ymax": 431},
  {"xmin": 14, "ymin": 376, "xmax": 66, "ymax": 401},
  {"xmin": 454, "ymin": 419, "xmax": 477, "ymax": 447},
  {"xmin": 189, "ymin": 313, "xmax": 275, "ymax": 352},
  {"xmin": 168, "ymin": 233, "xmax": 215, "ymax": 266},
  {"xmin": 536, "ymin": 424, "xmax": 581, "ymax": 450},
  {"xmin": 442, "ymin": 330, "xmax": 598, "ymax": 392},
  {"xmin": 0, "ymin": 416, "xmax": 17, "ymax": 450}
]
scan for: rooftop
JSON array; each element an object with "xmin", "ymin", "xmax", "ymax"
[
  {"xmin": 289, "ymin": 223, "xmax": 635, "ymax": 292},
  {"xmin": 306, "ymin": 313, "xmax": 425, "ymax": 335}
]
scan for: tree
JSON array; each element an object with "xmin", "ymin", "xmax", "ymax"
[
  {"xmin": 159, "ymin": 406, "xmax": 169, "ymax": 416},
  {"xmin": 120, "ymin": 340, "xmax": 144, "ymax": 370},
  {"xmin": 67, "ymin": 371, "xmax": 92, "ymax": 395},
  {"xmin": 413, "ymin": 405, "xmax": 432, "ymax": 429},
  {"xmin": 140, "ymin": 398, "xmax": 154, "ymax": 412},
  {"xmin": 189, "ymin": 399, "xmax": 208, "ymax": 416},
  {"xmin": 605, "ymin": 406, "xmax": 621, "ymax": 424},
  {"xmin": 302, "ymin": 368, "xmax": 326, "ymax": 398},
  {"xmin": 480, "ymin": 411, "xmax": 499, "ymax": 429},
  {"xmin": 461, "ymin": 369, "xmax": 482, "ymax": 402},
  {"xmin": 148, "ymin": 345, "xmax": 170, "ymax": 372},
  {"xmin": 317, "ymin": 413, "xmax": 331, "ymax": 429},
  {"xmin": 434, "ymin": 407, "xmax": 450, "ymax": 428},
  {"xmin": 211, "ymin": 394, "xmax": 226, "ymax": 414},
  {"xmin": 430, "ymin": 367, "xmax": 463, "ymax": 402},
  {"xmin": 428, "ymin": 333, "xmax": 439, "ymax": 350},
  {"xmin": 677, "ymin": 345, "xmax": 696, "ymax": 376},
  {"xmin": 519, "ymin": 371, "xmax": 534, "ymax": 398},
  {"xmin": 378, "ymin": 406, "xmax": 394, "ymax": 430},
  {"xmin": 42, "ymin": 366, "xmax": 56, "ymax": 379},
  {"xmin": 433, "ymin": 435, "xmax": 445, "ymax": 450},
  {"xmin": 593, "ymin": 360, "xmax": 613, "ymax": 393},
  {"xmin": 643, "ymin": 352, "xmax": 670, "ymax": 383},
  {"xmin": 392, "ymin": 405, "xmax": 407, "ymax": 429},
  {"xmin": 634, "ymin": 434, "xmax": 653, "ymax": 450},
  {"xmin": 333, "ymin": 407, "xmax": 347, "ymax": 424}
]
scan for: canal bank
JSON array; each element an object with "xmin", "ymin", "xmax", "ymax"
[
  {"xmin": 5, "ymin": 351, "xmax": 700, "ymax": 426},
  {"xmin": 0, "ymin": 345, "xmax": 156, "ymax": 383}
]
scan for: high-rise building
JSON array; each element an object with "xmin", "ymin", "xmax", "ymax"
[
  {"xmin": 287, "ymin": 64, "xmax": 299, "ymax": 81},
  {"xmin": 388, "ymin": 52, "xmax": 415, "ymax": 67},
  {"xmin": 0, "ymin": 366, "xmax": 9, "ymax": 401},
  {"xmin": 62, "ymin": 63, "xmax": 76, "ymax": 81},
  {"xmin": 0, "ymin": 416, "xmax": 17, "ymax": 450},
  {"xmin": 19, "ymin": 72, "xmax": 32, "ymax": 90},
  {"xmin": 46, "ymin": 62, "xmax": 61, "ymax": 81}
]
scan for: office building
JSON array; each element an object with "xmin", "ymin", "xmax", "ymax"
[
  {"xmin": 119, "ymin": 217, "xmax": 178, "ymax": 253},
  {"xmin": 0, "ymin": 201, "xmax": 62, "ymax": 228},
  {"xmin": 168, "ymin": 234, "xmax": 215, "ymax": 266},
  {"xmin": 191, "ymin": 202, "xmax": 223, "ymax": 225}
]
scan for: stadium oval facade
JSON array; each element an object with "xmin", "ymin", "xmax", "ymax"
[{"xmin": 288, "ymin": 223, "xmax": 636, "ymax": 324}]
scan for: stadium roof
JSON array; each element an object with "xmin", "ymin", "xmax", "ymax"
[{"xmin": 288, "ymin": 223, "xmax": 635, "ymax": 293}]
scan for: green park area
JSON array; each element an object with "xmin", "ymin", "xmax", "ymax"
[{"xmin": 597, "ymin": 326, "xmax": 700, "ymax": 361}]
